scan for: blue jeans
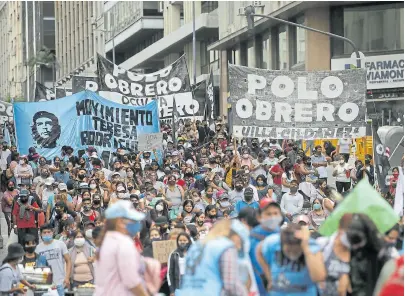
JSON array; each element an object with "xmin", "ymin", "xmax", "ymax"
[{"xmin": 56, "ymin": 284, "xmax": 65, "ymax": 296}]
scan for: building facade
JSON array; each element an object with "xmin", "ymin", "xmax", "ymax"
[
  {"xmin": 0, "ymin": 1, "xmax": 56, "ymax": 101},
  {"xmin": 54, "ymin": 1, "xmax": 104, "ymax": 89},
  {"xmin": 208, "ymin": 1, "xmax": 404, "ymax": 123}
]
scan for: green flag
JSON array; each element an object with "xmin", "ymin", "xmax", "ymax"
[{"xmin": 319, "ymin": 179, "xmax": 400, "ymax": 236}]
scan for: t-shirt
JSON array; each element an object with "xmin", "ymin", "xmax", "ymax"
[
  {"xmin": 235, "ymin": 200, "xmax": 260, "ymax": 213},
  {"xmin": 261, "ymin": 234, "xmax": 320, "ymax": 296},
  {"xmin": 0, "ymin": 263, "xmax": 23, "ymax": 295},
  {"xmin": 35, "ymin": 240, "xmax": 68, "ymax": 285},
  {"xmin": 311, "ymin": 155, "xmax": 328, "ymax": 178},
  {"xmin": 270, "ymin": 164, "xmax": 284, "ymax": 186},
  {"xmin": 338, "ymin": 139, "xmax": 351, "ymax": 154}
]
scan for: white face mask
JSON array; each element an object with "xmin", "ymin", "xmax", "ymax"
[
  {"xmin": 156, "ymin": 204, "xmax": 164, "ymax": 212},
  {"xmin": 261, "ymin": 216, "xmax": 283, "ymax": 230},
  {"xmin": 85, "ymin": 229, "xmax": 93, "ymax": 239},
  {"xmin": 90, "ymin": 184, "xmax": 97, "ymax": 189},
  {"xmin": 74, "ymin": 238, "xmax": 86, "ymax": 247},
  {"xmin": 340, "ymin": 160, "xmax": 345, "ymax": 164},
  {"xmin": 19, "ymin": 160, "xmax": 25, "ymax": 165},
  {"xmin": 118, "ymin": 193, "xmax": 125, "ymax": 199}
]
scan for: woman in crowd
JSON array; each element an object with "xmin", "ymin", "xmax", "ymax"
[
  {"xmin": 94, "ymin": 200, "xmax": 156, "ymax": 296},
  {"xmin": 256, "ymin": 224, "xmax": 327, "ymax": 296},
  {"xmin": 179, "ymin": 200, "xmax": 195, "ymax": 224},
  {"xmin": 14, "ymin": 155, "xmax": 33, "ymax": 186},
  {"xmin": 307, "ymin": 198, "xmax": 328, "ymax": 231},
  {"xmin": 333, "ymin": 154, "xmax": 352, "ymax": 193},
  {"xmin": 1, "ymin": 180, "xmax": 19, "ymax": 236},
  {"xmin": 167, "ymin": 232, "xmax": 192, "ymax": 296},
  {"xmin": 69, "ymin": 230, "xmax": 95, "ymax": 288},
  {"xmin": 255, "ymin": 174, "xmax": 274, "ymax": 200},
  {"xmin": 388, "ymin": 167, "xmax": 400, "ymax": 203},
  {"xmin": 176, "ymin": 219, "xmax": 249, "ymax": 296}
]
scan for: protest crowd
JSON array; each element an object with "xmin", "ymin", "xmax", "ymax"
[{"xmin": 0, "ymin": 115, "xmax": 403, "ymax": 296}]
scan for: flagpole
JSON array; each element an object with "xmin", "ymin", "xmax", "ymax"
[{"xmin": 192, "ymin": 1, "xmax": 196, "ymax": 86}]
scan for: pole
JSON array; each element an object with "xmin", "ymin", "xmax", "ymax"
[
  {"xmin": 52, "ymin": 61, "xmax": 56, "ymax": 94},
  {"xmin": 25, "ymin": 1, "xmax": 30, "ymax": 101},
  {"xmin": 112, "ymin": 28, "xmax": 115, "ymax": 65},
  {"xmin": 245, "ymin": 6, "xmax": 361, "ymax": 68},
  {"xmin": 192, "ymin": 1, "xmax": 196, "ymax": 85}
]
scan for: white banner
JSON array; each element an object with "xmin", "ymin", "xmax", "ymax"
[{"xmin": 137, "ymin": 132, "xmax": 163, "ymax": 151}]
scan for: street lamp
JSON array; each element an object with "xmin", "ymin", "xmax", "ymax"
[
  {"xmin": 243, "ymin": 5, "xmax": 361, "ymax": 68},
  {"xmin": 94, "ymin": 28, "xmax": 116, "ymax": 65}
]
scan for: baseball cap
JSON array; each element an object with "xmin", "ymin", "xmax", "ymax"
[
  {"xmin": 244, "ymin": 187, "xmax": 254, "ymax": 197},
  {"xmin": 259, "ymin": 198, "xmax": 280, "ymax": 210},
  {"xmin": 105, "ymin": 200, "xmax": 145, "ymax": 221},
  {"xmin": 293, "ymin": 215, "xmax": 310, "ymax": 225},
  {"xmin": 111, "ymin": 172, "xmax": 121, "ymax": 178},
  {"xmin": 19, "ymin": 189, "xmax": 30, "ymax": 196},
  {"xmin": 44, "ymin": 177, "xmax": 55, "ymax": 186},
  {"xmin": 217, "ymin": 191, "xmax": 230, "ymax": 200},
  {"xmin": 58, "ymin": 183, "xmax": 67, "ymax": 191}
]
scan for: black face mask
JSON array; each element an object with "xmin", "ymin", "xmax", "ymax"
[
  {"xmin": 244, "ymin": 195, "xmax": 253, "ymax": 202},
  {"xmin": 365, "ymin": 159, "xmax": 371, "ymax": 165},
  {"xmin": 78, "ymin": 174, "xmax": 85, "ymax": 180},
  {"xmin": 144, "ymin": 154, "xmax": 150, "ymax": 159},
  {"xmin": 197, "ymin": 220, "xmax": 204, "ymax": 226},
  {"xmin": 115, "ymin": 167, "xmax": 121, "ymax": 172},
  {"xmin": 127, "ymin": 186, "xmax": 134, "ymax": 191},
  {"xmin": 7, "ymin": 186, "xmax": 14, "ymax": 191},
  {"xmin": 93, "ymin": 200, "xmax": 101, "ymax": 205},
  {"xmin": 235, "ymin": 185, "xmax": 243, "ymax": 191},
  {"xmin": 123, "ymin": 159, "xmax": 128, "ymax": 163},
  {"xmin": 208, "ymin": 214, "xmax": 217, "ymax": 219},
  {"xmin": 41, "ymin": 173, "xmax": 49, "ymax": 178},
  {"xmin": 24, "ymin": 246, "xmax": 36, "ymax": 253},
  {"xmin": 20, "ymin": 197, "xmax": 29, "ymax": 203},
  {"xmin": 178, "ymin": 242, "xmax": 190, "ymax": 252}
]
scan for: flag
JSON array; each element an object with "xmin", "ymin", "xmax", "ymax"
[
  {"xmin": 373, "ymin": 125, "xmax": 392, "ymax": 193},
  {"xmin": 204, "ymin": 69, "xmax": 214, "ymax": 125},
  {"xmin": 3, "ymin": 123, "xmax": 11, "ymax": 145},
  {"xmin": 34, "ymin": 82, "xmax": 67, "ymax": 102},
  {"xmin": 319, "ymin": 179, "xmax": 399, "ymax": 236}
]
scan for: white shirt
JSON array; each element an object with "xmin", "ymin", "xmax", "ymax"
[
  {"xmin": 338, "ymin": 138, "xmax": 351, "ymax": 154},
  {"xmin": 334, "ymin": 163, "xmax": 351, "ymax": 183},
  {"xmin": 0, "ymin": 149, "xmax": 11, "ymax": 170},
  {"xmin": 280, "ymin": 192, "xmax": 304, "ymax": 215}
]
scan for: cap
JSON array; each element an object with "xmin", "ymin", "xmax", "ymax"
[
  {"xmin": 44, "ymin": 177, "xmax": 55, "ymax": 186},
  {"xmin": 278, "ymin": 155, "xmax": 287, "ymax": 163},
  {"xmin": 19, "ymin": 189, "xmax": 30, "ymax": 196},
  {"xmin": 259, "ymin": 197, "xmax": 280, "ymax": 210},
  {"xmin": 111, "ymin": 172, "xmax": 121, "ymax": 177},
  {"xmin": 105, "ymin": 200, "xmax": 145, "ymax": 221},
  {"xmin": 293, "ymin": 215, "xmax": 310, "ymax": 225},
  {"xmin": 79, "ymin": 182, "xmax": 90, "ymax": 190},
  {"xmin": 58, "ymin": 183, "xmax": 67, "ymax": 191},
  {"xmin": 244, "ymin": 187, "xmax": 254, "ymax": 197},
  {"xmin": 155, "ymin": 216, "xmax": 169, "ymax": 225},
  {"xmin": 217, "ymin": 191, "xmax": 230, "ymax": 200},
  {"xmin": 172, "ymin": 151, "xmax": 179, "ymax": 156}
]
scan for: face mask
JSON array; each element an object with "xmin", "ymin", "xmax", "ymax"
[
  {"xmin": 24, "ymin": 246, "xmax": 36, "ymax": 253},
  {"xmin": 257, "ymin": 181, "xmax": 264, "ymax": 186},
  {"xmin": 243, "ymin": 154, "xmax": 249, "ymax": 159},
  {"xmin": 83, "ymin": 205, "xmax": 91, "ymax": 211},
  {"xmin": 365, "ymin": 160, "xmax": 371, "ymax": 165},
  {"xmin": 340, "ymin": 160, "xmax": 345, "ymax": 164},
  {"xmin": 20, "ymin": 197, "xmax": 29, "ymax": 203},
  {"xmin": 340, "ymin": 232, "xmax": 351, "ymax": 249},
  {"xmin": 127, "ymin": 172, "xmax": 134, "ymax": 178},
  {"xmin": 206, "ymin": 193, "xmax": 213, "ymax": 198},
  {"xmin": 92, "ymin": 199, "xmax": 101, "ymax": 206},
  {"xmin": 127, "ymin": 186, "xmax": 134, "ymax": 191},
  {"xmin": 290, "ymin": 186, "xmax": 298, "ymax": 193},
  {"xmin": 393, "ymin": 173, "xmax": 399, "ymax": 177},
  {"xmin": 85, "ymin": 229, "xmax": 93, "ymax": 239},
  {"xmin": 313, "ymin": 204, "xmax": 321, "ymax": 210},
  {"xmin": 18, "ymin": 257, "xmax": 24, "ymax": 264},
  {"xmin": 261, "ymin": 216, "xmax": 283, "ymax": 230},
  {"xmin": 178, "ymin": 242, "xmax": 190, "ymax": 251},
  {"xmin": 118, "ymin": 193, "xmax": 125, "ymax": 199},
  {"xmin": 235, "ymin": 185, "xmax": 243, "ymax": 191},
  {"xmin": 7, "ymin": 186, "xmax": 14, "ymax": 191},
  {"xmin": 90, "ymin": 184, "xmax": 97, "ymax": 189},
  {"xmin": 208, "ymin": 214, "xmax": 217, "ymax": 219},
  {"xmin": 78, "ymin": 174, "xmax": 85, "ymax": 180},
  {"xmin": 220, "ymin": 201, "xmax": 230, "ymax": 208},
  {"xmin": 242, "ymin": 142, "xmax": 247, "ymax": 147},
  {"xmin": 156, "ymin": 204, "xmax": 164, "ymax": 212},
  {"xmin": 42, "ymin": 235, "xmax": 53, "ymax": 243},
  {"xmin": 126, "ymin": 221, "xmax": 142, "ymax": 237},
  {"xmin": 197, "ymin": 220, "xmax": 204, "ymax": 226},
  {"xmin": 20, "ymin": 160, "xmax": 25, "ymax": 165},
  {"xmin": 74, "ymin": 238, "xmax": 86, "ymax": 247},
  {"xmin": 244, "ymin": 195, "xmax": 253, "ymax": 202}
]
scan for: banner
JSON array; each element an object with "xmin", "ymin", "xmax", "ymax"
[
  {"xmin": 34, "ymin": 82, "xmax": 70, "ymax": 102},
  {"xmin": 96, "ymin": 54, "xmax": 204, "ymax": 123},
  {"xmin": 137, "ymin": 133, "xmax": 163, "ymax": 151},
  {"xmin": 204, "ymin": 70, "xmax": 215, "ymax": 124},
  {"xmin": 228, "ymin": 65, "xmax": 367, "ymax": 140},
  {"xmin": 372, "ymin": 125, "xmax": 391, "ymax": 193},
  {"xmin": 0, "ymin": 101, "xmax": 13, "ymax": 125},
  {"xmin": 14, "ymin": 90, "xmax": 160, "ymax": 159},
  {"xmin": 72, "ymin": 76, "xmax": 99, "ymax": 93}
]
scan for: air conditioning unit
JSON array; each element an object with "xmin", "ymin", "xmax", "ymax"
[{"xmin": 252, "ymin": 1, "xmax": 264, "ymax": 7}]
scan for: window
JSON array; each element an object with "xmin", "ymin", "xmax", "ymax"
[
  {"xmin": 261, "ymin": 31, "xmax": 272, "ymax": 69},
  {"xmin": 333, "ymin": 3, "xmax": 404, "ymax": 55},
  {"xmin": 240, "ymin": 42, "xmax": 248, "ymax": 66},
  {"xmin": 201, "ymin": 1, "xmax": 218, "ymax": 13},
  {"xmin": 291, "ymin": 15, "xmax": 305, "ymax": 65},
  {"xmin": 227, "ymin": 48, "xmax": 236, "ymax": 64},
  {"xmin": 278, "ymin": 25, "xmax": 288, "ymax": 70}
]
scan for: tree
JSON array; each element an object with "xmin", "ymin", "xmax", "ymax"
[{"xmin": 27, "ymin": 46, "xmax": 56, "ymax": 68}]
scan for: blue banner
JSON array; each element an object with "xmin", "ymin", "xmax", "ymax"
[{"xmin": 14, "ymin": 90, "xmax": 160, "ymax": 159}]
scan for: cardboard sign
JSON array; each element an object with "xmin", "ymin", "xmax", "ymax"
[
  {"xmin": 152, "ymin": 240, "xmax": 177, "ymax": 263},
  {"xmin": 137, "ymin": 133, "xmax": 163, "ymax": 151}
]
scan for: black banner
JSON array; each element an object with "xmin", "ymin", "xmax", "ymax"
[
  {"xmin": 0, "ymin": 101, "xmax": 13, "ymax": 125},
  {"xmin": 96, "ymin": 54, "xmax": 205, "ymax": 123},
  {"xmin": 34, "ymin": 82, "xmax": 70, "ymax": 102},
  {"xmin": 373, "ymin": 125, "xmax": 391, "ymax": 193},
  {"xmin": 72, "ymin": 76, "xmax": 99, "ymax": 93},
  {"xmin": 228, "ymin": 65, "xmax": 367, "ymax": 140}
]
